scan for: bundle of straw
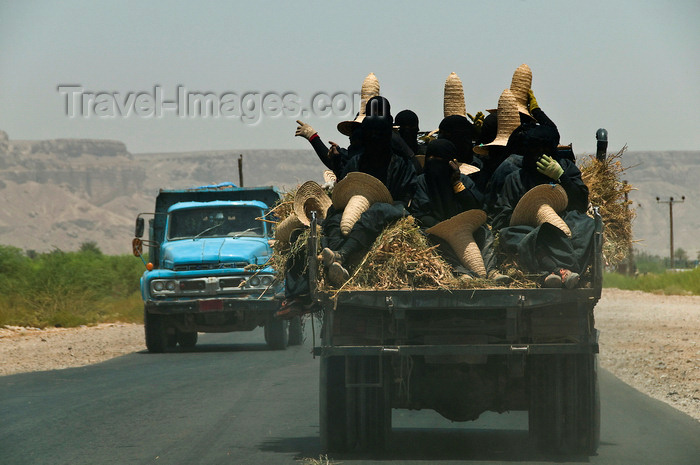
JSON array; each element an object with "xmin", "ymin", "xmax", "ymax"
[
  {"xmin": 264, "ymin": 188, "xmax": 298, "ymax": 277},
  {"xmin": 339, "ymin": 216, "xmax": 459, "ymax": 291},
  {"xmin": 579, "ymin": 146, "xmax": 636, "ymax": 265}
]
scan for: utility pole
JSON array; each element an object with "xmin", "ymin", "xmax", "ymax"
[
  {"xmin": 623, "ymin": 180, "xmax": 635, "ymax": 275},
  {"xmin": 656, "ymin": 196, "xmax": 685, "ymax": 268},
  {"xmin": 237, "ymin": 154, "xmax": 244, "ymax": 187}
]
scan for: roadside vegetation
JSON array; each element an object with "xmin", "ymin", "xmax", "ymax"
[
  {"xmin": 604, "ymin": 249, "xmax": 700, "ymax": 296},
  {"xmin": 0, "ymin": 243, "xmax": 144, "ymax": 328},
  {"xmin": 1, "ymin": 243, "xmax": 697, "ymax": 329}
]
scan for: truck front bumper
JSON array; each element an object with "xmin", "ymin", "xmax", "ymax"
[{"xmin": 145, "ymin": 296, "xmax": 280, "ymax": 315}]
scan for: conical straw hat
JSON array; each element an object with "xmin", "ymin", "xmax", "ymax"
[
  {"xmin": 477, "ymin": 89, "xmax": 519, "ymax": 154},
  {"xmin": 360, "ymin": 72, "xmax": 380, "ymax": 114},
  {"xmin": 443, "ymin": 72, "xmax": 467, "ymax": 118},
  {"xmin": 426, "ymin": 209, "xmax": 488, "ymax": 277},
  {"xmin": 486, "ymin": 63, "xmax": 533, "ymax": 118},
  {"xmin": 415, "ymin": 154, "xmax": 426, "ymax": 168},
  {"xmin": 274, "ymin": 213, "xmax": 303, "ymax": 243},
  {"xmin": 510, "ymin": 64, "xmax": 532, "ymax": 116},
  {"xmin": 510, "ymin": 184, "xmax": 571, "ymax": 237},
  {"xmin": 293, "ymin": 181, "xmax": 332, "ymax": 226},
  {"xmin": 331, "ymin": 172, "xmax": 393, "ymax": 235},
  {"xmin": 338, "ymin": 72, "xmax": 380, "ymax": 136}
]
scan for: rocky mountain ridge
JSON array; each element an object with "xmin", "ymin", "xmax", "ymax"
[{"xmin": 0, "ymin": 130, "xmax": 696, "ymax": 258}]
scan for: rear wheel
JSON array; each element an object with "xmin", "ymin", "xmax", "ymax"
[
  {"xmin": 320, "ymin": 356, "xmax": 347, "ymax": 453},
  {"xmin": 264, "ymin": 317, "xmax": 289, "ymax": 350},
  {"xmin": 288, "ymin": 316, "xmax": 304, "ymax": 346},
  {"xmin": 529, "ymin": 354, "xmax": 600, "ymax": 454},
  {"xmin": 320, "ymin": 355, "xmax": 391, "ymax": 453}
]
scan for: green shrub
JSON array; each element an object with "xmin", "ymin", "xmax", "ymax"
[
  {"xmin": 0, "ymin": 248, "xmax": 145, "ymax": 328},
  {"xmin": 604, "ymin": 267, "xmax": 700, "ymax": 295}
]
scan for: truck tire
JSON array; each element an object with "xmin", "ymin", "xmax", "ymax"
[
  {"xmin": 144, "ymin": 311, "xmax": 168, "ymax": 353},
  {"xmin": 288, "ymin": 316, "xmax": 304, "ymax": 346},
  {"xmin": 264, "ymin": 317, "xmax": 289, "ymax": 350},
  {"xmin": 323, "ymin": 355, "xmax": 391, "ymax": 453},
  {"xmin": 177, "ymin": 331, "xmax": 198, "ymax": 348},
  {"xmin": 529, "ymin": 354, "xmax": 600, "ymax": 454},
  {"xmin": 347, "ymin": 355, "xmax": 391, "ymax": 452},
  {"xmin": 320, "ymin": 355, "xmax": 347, "ymax": 453}
]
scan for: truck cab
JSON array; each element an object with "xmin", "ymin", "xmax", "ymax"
[{"xmin": 134, "ymin": 185, "xmax": 302, "ymax": 352}]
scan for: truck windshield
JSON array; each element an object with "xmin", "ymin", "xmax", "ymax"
[{"xmin": 167, "ymin": 206, "xmax": 265, "ymax": 240}]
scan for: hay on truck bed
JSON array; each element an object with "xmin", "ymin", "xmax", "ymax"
[{"xmin": 579, "ymin": 146, "xmax": 636, "ymax": 266}]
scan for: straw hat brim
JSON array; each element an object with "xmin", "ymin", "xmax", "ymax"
[
  {"xmin": 415, "ymin": 154, "xmax": 426, "ymax": 168},
  {"xmin": 274, "ymin": 213, "xmax": 303, "ymax": 243},
  {"xmin": 459, "ymin": 163, "xmax": 480, "ymax": 176},
  {"xmin": 293, "ymin": 181, "xmax": 332, "ymax": 226},
  {"xmin": 337, "ymin": 114, "xmax": 364, "ymax": 137},
  {"xmin": 331, "ymin": 172, "xmax": 393, "ymax": 209},
  {"xmin": 510, "ymin": 184, "xmax": 568, "ymax": 227},
  {"xmin": 426, "ymin": 209, "xmax": 487, "ymax": 239}
]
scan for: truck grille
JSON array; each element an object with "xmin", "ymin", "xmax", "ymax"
[
  {"xmin": 219, "ymin": 278, "xmax": 245, "ymax": 289},
  {"xmin": 173, "ymin": 262, "xmax": 248, "ymax": 271}
]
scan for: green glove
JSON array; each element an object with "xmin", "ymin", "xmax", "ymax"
[
  {"xmin": 295, "ymin": 120, "xmax": 317, "ymax": 140},
  {"xmin": 528, "ymin": 89, "xmax": 539, "ymax": 113},
  {"xmin": 536, "ymin": 154, "xmax": 563, "ymax": 180}
]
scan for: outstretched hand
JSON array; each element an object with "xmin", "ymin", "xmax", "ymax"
[
  {"xmin": 536, "ymin": 154, "xmax": 564, "ymax": 180},
  {"xmin": 295, "ymin": 120, "xmax": 316, "ymax": 140}
]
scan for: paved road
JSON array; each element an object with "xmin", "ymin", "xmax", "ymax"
[{"xmin": 1, "ymin": 323, "xmax": 698, "ymax": 465}]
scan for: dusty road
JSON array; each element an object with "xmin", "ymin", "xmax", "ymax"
[
  {"xmin": 1, "ymin": 288, "xmax": 698, "ymax": 422},
  {"xmin": 1, "ymin": 325, "xmax": 700, "ymax": 465}
]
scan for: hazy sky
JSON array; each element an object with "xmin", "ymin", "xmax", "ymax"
[{"xmin": 1, "ymin": 0, "xmax": 698, "ymax": 155}]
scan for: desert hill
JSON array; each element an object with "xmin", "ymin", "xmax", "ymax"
[{"xmin": 0, "ymin": 130, "xmax": 696, "ymax": 259}]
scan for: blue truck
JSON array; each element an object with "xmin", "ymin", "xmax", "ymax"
[{"xmin": 132, "ymin": 183, "xmax": 302, "ymax": 352}]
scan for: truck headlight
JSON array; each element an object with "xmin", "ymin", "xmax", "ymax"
[
  {"xmin": 153, "ymin": 281, "xmax": 164, "ymax": 291},
  {"xmin": 165, "ymin": 281, "xmax": 176, "ymax": 291},
  {"xmin": 248, "ymin": 276, "xmax": 261, "ymax": 287},
  {"xmin": 261, "ymin": 275, "xmax": 273, "ymax": 286}
]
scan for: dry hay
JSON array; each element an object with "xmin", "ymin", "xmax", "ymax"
[
  {"xmin": 338, "ymin": 216, "xmax": 458, "ymax": 291},
  {"xmin": 579, "ymin": 146, "xmax": 635, "ymax": 265},
  {"xmin": 335, "ymin": 216, "xmax": 517, "ymax": 291}
]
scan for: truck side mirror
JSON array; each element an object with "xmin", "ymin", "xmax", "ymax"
[{"xmin": 135, "ymin": 217, "xmax": 145, "ymax": 238}]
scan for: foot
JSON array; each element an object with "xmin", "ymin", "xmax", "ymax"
[
  {"xmin": 275, "ymin": 298, "xmax": 314, "ymax": 319},
  {"xmin": 275, "ymin": 299, "xmax": 302, "ymax": 319},
  {"xmin": 457, "ymin": 274, "xmax": 474, "ymax": 285},
  {"xmin": 559, "ymin": 268, "xmax": 580, "ymax": 289},
  {"xmin": 321, "ymin": 247, "xmax": 343, "ymax": 267},
  {"xmin": 543, "ymin": 273, "xmax": 562, "ymax": 288},
  {"xmin": 488, "ymin": 270, "xmax": 512, "ymax": 284},
  {"xmin": 328, "ymin": 262, "xmax": 350, "ymax": 286}
]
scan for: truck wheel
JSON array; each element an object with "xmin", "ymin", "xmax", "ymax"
[
  {"xmin": 529, "ymin": 354, "xmax": 600, "ymax": 454},
  {"xmin": 264, "ymin": 317, "xmax": 289, "ymax": 350},
  {"xmin": 288, "ymin": 316, "xmax": 304, "ymax": 346},
  {"xmin": 144, "ymin": 312, "xmax": 168, "ymax": 353},
  {"xmin": 335, "ymin": 355, "xmax": 391, "ymax": 452},
  {"xmin": 177, "ymin": 331, "xmax": 198, "ymax": 348},
  {"xmin": 320, "ymin": 356, "xmax": 348, "ymax": 453}
]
